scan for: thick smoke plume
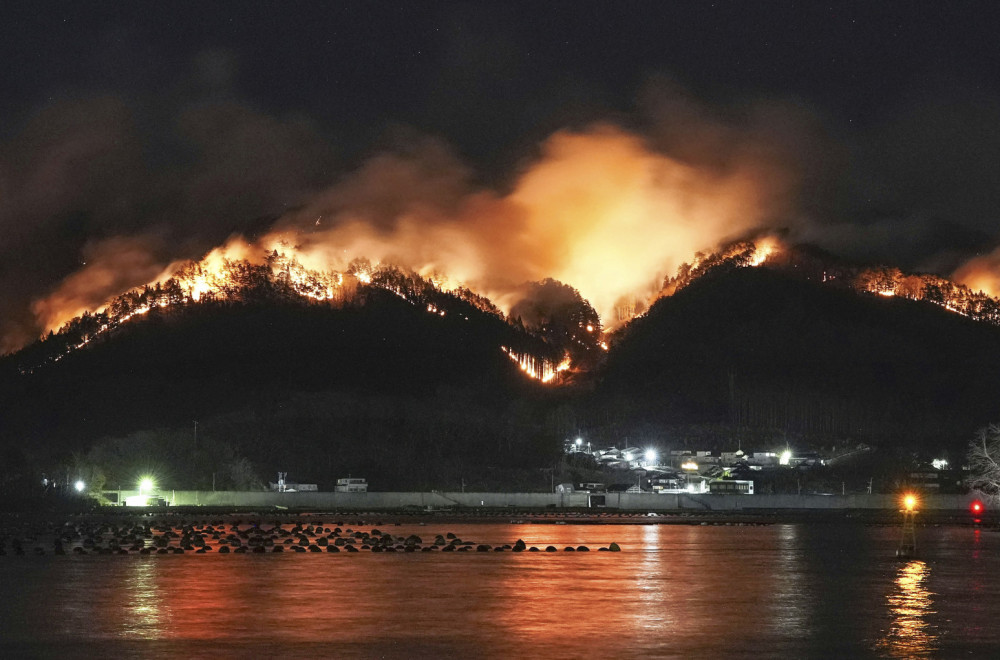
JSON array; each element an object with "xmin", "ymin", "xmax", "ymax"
[
  {"xmin": 0, "ymin": 87, "xmax": 330, "ymax": 353},
  {"xmin": 30, "ymin": 236, "xmax": 167, "ymax": 333},
  {"xmin": 10, "ymin": 66, "xmax": 1000, "ymax": 354},
  {"xmin": 954, "ymin": 247, "xmax": 1000, "ymax": 298},
  {"xmin": 27, "ymin": 119, "xmax": 801, "ymax": 342}
]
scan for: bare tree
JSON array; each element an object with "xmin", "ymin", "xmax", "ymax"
[
  {"xmin": 968, "ymin": 423, "xmax": 1000, "ymax": 502},
  {"xmin": 227, "ymin": 456, "xmax": 265, "ymax": 491}
]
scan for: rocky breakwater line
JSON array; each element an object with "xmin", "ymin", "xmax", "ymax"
[{"xmin": 0, "ymin": 517, "xmax": 623, "ymax": 556}]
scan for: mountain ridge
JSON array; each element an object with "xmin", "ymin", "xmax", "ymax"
[{"xmin": 4, "ymin": 240, "xmax": 1000, "ymax": 492}]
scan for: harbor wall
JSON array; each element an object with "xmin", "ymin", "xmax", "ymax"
[{"xmin": 110, "ymin": 490, "xmax": 984, "ymax": 511}]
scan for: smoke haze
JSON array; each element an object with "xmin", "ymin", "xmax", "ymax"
[{"xmin": 4, "ymin": 40, "xmax": 1000, "ymax": 352}]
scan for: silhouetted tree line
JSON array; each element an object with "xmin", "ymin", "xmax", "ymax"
[
  {"xmin": 13, "ymin": 255, "xmax": 562, "ymax": 375},
  {"xmin": 509, "ymin": 278, "xmax": 603, "ymax": 364},
  {"xmin": 600, "ymin": 266, "xmax": 1000, "ymax": 455}
]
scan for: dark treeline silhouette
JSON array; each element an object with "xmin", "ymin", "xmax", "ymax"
[
  {"xmin": 0, "ymin": 277, "xmax": 567, "ymax": 491},
  {"xmin": 597, "ymin": 266, "xmax": 1000, "ymax": 453}
]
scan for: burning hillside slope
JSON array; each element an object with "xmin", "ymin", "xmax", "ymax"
[
  {"xmin": 654, "ymin": 237, "xmax": 1000, "ymax": 327},
  {"xmin": 17, "ymin": 232, "xmax": 1000, "ymax": 384},
  {"xmin": 15, "ymin": 241, "xmax": 581, "ymax": 381}
]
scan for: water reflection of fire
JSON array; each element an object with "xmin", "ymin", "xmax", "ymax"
[{"xmin": 877, "ymin": 560, "xmax": 938, "ymax": 657}]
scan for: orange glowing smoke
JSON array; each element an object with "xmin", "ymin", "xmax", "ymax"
[
  {"xmin": 953, "ymin": 247, "xmax": 1000, "ymax": 298},
  {"xmin": 32, "ymin": 124, "xmax": 794, "ymax": 338},
  {"xmin": 503, "ymin": 126, "xmax": 781, "ymax": 322},
  {"xmin": 31, "ymin": 236, "xmax": 169, "ymax": 335}
]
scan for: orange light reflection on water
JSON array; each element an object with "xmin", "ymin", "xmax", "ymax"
[
  {"xmin": 489, "ymin": 523, "xmax": 788, "ymax": 655},
  {"xmin": 877, "ymin": 560, "xmax": 938, "ymax": 657}
]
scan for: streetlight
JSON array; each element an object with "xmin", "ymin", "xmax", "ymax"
[
  {"xmin": 681, "ymin": 461, "xmax": 699, "ymax": 493},
  {"xmin": 644, "ymin": 449, "xmax": 657, "ymax": 466},
  {"xmin": 74, "ymin": 480, "xmax": 85, "ymax": 493}
]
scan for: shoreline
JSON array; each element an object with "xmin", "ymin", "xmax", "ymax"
[{"xmin": 4, "ymin": 506, "xmax": 993, "ymax": 528}]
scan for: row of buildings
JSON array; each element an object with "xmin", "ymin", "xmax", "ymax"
[{"xmin": 563, "ymin": 439, "xmax": 835, "ymax": 496}]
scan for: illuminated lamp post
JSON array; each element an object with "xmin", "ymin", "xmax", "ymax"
[
  {"xmin": 681, "ymin": 461, "xmax": 699, "ymax": 493},
  {"xmin": 897, "ymin": 493, "xmax": 919, "ymax": 559},
  {"xmin": 74, "ymin": 480, "xmax": 85, "ymax": 493},
  {"xmin": 139, "ymin": 477, "xmax": 154, "ymax": 505},
  {"xmin": 124, "ymin": 477, "xmax": 155, "ymax": 507}
]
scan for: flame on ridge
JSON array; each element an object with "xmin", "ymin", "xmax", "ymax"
[
  {"xmin": 502, "ymin": 347, "xmax": 571, "ymax": 383},
  {"xmin": 31, "ymin": 124, "xmax": 795, "ymax": 344},
  {"xmin": 26, "ymin": 228, "xmax": 1000, "ymax": 382}
]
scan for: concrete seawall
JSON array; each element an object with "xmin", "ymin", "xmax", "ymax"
[{"xmin": 110, "ymin": 490, "xmax": 984, "ymax": 511}]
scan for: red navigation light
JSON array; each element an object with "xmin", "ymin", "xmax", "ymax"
[{"xmin": 971, "ymin": 500, "xmax": 984, "ymax": 514}]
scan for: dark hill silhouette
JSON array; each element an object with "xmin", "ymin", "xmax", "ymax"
[
  {"xmin": 0, "ymin": 287, "xmax": 566, "ymax": 491},
  {"xmin": 595, "ymin": 265, "xmax": 1000, "ymax": 449},
  {"xmin": 4, "ymin": 247, "xmax": 1000, "ymax": 496}
]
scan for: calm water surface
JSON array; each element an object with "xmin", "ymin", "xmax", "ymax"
[{"xmin": 1, "ymin": 521, "xmax": 998, "ymax": 658}]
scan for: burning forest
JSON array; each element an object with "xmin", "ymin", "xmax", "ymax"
[
  {"xmin": 9, "ymin": 103, "xmax": 1000, "ymax": 373},
  {"xmin": 16, "ymin": 241, "xmax": 574, "ymax": 381},
  {"xmin": 16, "ymin": 225, "xmax": 1000, "ymax": 391},
  {"xmin": 660, "ymin": 237, "xmax": 1000, "ymax": 326},
  {"xmin": 6, "ymin": 88, "xmax": 1000, "ymax": 388}
]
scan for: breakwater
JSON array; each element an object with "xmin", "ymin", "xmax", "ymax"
[{"xmin": 109, "ymin": 490, "xmax": 983, "ymax": 511}]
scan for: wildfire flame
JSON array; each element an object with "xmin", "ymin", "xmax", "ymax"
[
  {"xmin": 749, "ymin": 236, "xmax": 779, "ymax": 267},
  {"xmin": 29, "ymin": 125, "xmax": 792, "ymax": 345},
  {"xmin": 28, "ymin": 238, "xmax": 571, "ymax": 383},
  {"xmin": 502, "ymin": 347, "xmax": 570, "ymax": 384},
  {"xmin": 23, "ymin": 229, "xmax": 1000, "ymax": 381},
  {"xmin": 953, "ymin": 246, "xmax": 1000, "ymax": 299},
  {"xmin": 21, "ymin": 112, "xmax": 1000, "ymax": 378}
]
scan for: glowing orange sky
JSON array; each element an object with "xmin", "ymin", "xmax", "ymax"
[{"xmin": 32, "ymin": 124, "xmax": 796, "ymax": 335}]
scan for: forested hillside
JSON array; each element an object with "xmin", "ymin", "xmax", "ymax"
[
  {"xmin": 4, "ymin": 249, "xmax": 1000, "ymax": 496},
  {"xmin": 592, "ymin": 266, "xmax": 1000, "ymax": 452}
]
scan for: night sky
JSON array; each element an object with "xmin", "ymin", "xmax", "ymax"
[{"xmin": 2, "ymin": 1, "xmax": 1000, "ymax": 352}]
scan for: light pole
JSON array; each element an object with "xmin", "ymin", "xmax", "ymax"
[{"xmin": 644, "ymin": 448, "xmax": 657, "ymax": 468}]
